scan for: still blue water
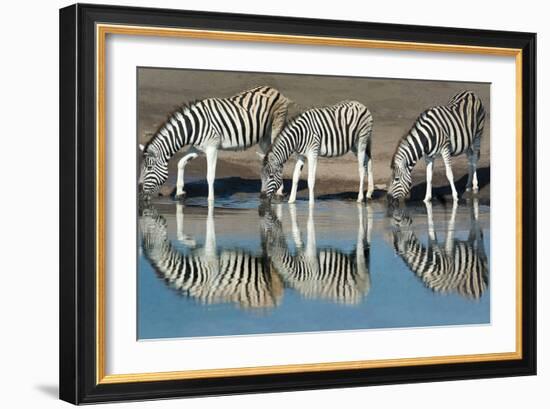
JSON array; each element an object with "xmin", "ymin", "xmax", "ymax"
[{"xmin": 138, "ymin": 197, "xmax": 490, "ymax": 340}]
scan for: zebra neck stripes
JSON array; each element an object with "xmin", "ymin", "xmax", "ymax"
[
  {"xmin": 144, "ymin": 102, "xmax": 213, "ymax": 162},
  {"xmin": 266, "ymin": 126, "xmax": 300, "ymax": 169}
]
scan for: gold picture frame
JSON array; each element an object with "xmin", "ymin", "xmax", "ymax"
[{"xmin": 60, "ymin": 3, "xmax": 536, "ymax": 404}]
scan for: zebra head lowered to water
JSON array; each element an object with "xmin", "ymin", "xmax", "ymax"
[
  {"xmin": 260, "ymin": 100, "xmax": 374, "ymax": 205},
  {"xmin": 387, "ymin": 90, "xmax": 486, "ymax": 205},
  {"xmin": 260, "ymin": 158, "xmax": 284, "ymax": 201},
  {"xmin": 138, "ymin": 143, "xmax": 169, "ymax": 196},
  {"xmin": 138, "ymin": 86, "xmax": 292, "ymax": 202}
]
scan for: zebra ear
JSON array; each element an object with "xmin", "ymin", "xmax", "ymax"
[
  {"xmin": 256, "ymin": 152, "xmax": 265, "ymax": 161},
  {"xmin": 139, "ymin": 144, "xmax": 145, "ymax": 152}
]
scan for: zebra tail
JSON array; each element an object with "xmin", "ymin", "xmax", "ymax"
[
  {"xmin": 366, "ymin": 132, "xmax": 372, "ymax": 160},
  {"xmin": 364, "ymin": 109, "xmax": 374, "ymax": 164}
]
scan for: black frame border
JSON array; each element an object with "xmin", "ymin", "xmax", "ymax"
[{"xmin": 59, "ymin": 3, "xmax": 536, "ymax": 404}]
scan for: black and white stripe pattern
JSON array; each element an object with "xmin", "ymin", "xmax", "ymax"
[
  {"xmin": 391, "ymin": 201, "xmax": 488, "ymax": 300},
  {"xmin": 139, "ymin": 86, "xmax": 291, "ymax": 201},
  {"xmin": 261, "ymin": 204, "xmax": 371, "ymax": 305},
  {"xmin": 387, "ymin": 90, "xmax": 486, "ymax": 203},
  {"xmin": 260, "ymin": 100, "xmax": 374, "ymax": 204},
  {"xmin": 139, "ymin": 204, "xmax": 283, "ymax": 309}
]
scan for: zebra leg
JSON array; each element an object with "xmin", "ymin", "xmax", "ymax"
[
  {"xmin": 471, "ymin": 150, "xmax": 480, "ymax": 193},
  {"xmin": 472, "ymin": 165, "xmax": 479, "ymax": 193},
  {"xmin": 176, "ymin": 203, "xmax": 184, "ymax": 241},
  {"xmin": 366, "ymin": 203, "xmax": 373, "ymax": 245},
  {"xmin": 288, "ymin": 156, "xmax": 305, "ymax": 204},
  {"xmin": 468, "ymin": 197, "xmax": 481, "ymax": 245},
  {"xmin": 175, "ymin": 148, "xmax": 199, "ymax": 200},
  {"xmin": 204, "ymin": 204, "xmax": 217, "ymax": 259},
  {"xmin": 356, "ymin": 203, "xmax": 371, "ymax": 294},
  {"xmin": 442, "ymin": 149, "xmax": 458, "ymax": 202},
  {"xmin": 465, "ymin": 151, "xmax": 473, "ymax": 192},
  {"xmin": 465, "ymin": 151, "xmax": 476, "ymax": 193},
  {"xmin": 445, "ymin": 201, "xmax": 458, "ymax": 254},
  {"xmin": 366, "ymin": 154, "xmax": 374, "ymax": 200},
  {"xmin": 306, "ymin": 153, "xmax": 318, "ymax": 206},
  {"xmin": 424, "ymin": 157, "xmax": 434, "ymax": 203},
  {"xmin": 356, "ymin": 148, "xmax": 366, "ymax": 203},
  {"xmin": 289, "ymin": 203, "xmax": 304, "ymax": 249},
  {"xmin": 205, "ymin": 146, "xmax": 218, "ymax": 203},
  {"xmin": 275, "ymin": 202, "xmax": 283, "ymax": 220},
  {"xmin": 176, "ymin": 203, "xmax": 197, "ymax": 247},
  {"xmin": 305, "ymin": 205, "xmax": 317, "ymax": 260},
  {"xmin": 466, "ymin": 139, "xmax": 481, "ymax": 193},
  {"xmin": 425, "ymin": 201, "xmax": 437, "ymax": 243}
]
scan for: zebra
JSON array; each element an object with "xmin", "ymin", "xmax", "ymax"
[
  {"xmin": 386, "ymin": 90, "xmax": 486, "ymax": 205},
  {"xmin": 261, "ymin": 203, "xmax": 372, "ymax": 305},
  {"xmin": 138, "ymin": 86, "xmax": 293, "ymax": 202},
  {"xmin": 260, "ymin": 100, "xmax": 374, "ymax": 205},
  {"xmin": 139, "ymin": 203, "xmax": 283, "ymax": 309},
  {"xmin": 390, "ymin": 200, "xmax": 489, "ymax": 300}
]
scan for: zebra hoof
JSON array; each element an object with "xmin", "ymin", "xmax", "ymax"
[{"xmin": 174, "ymin": 191, "xmax": 187, "ymax": 201}]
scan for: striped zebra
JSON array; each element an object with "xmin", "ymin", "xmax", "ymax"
[
  {"xmin": 390, "ymin": 200, "xmax": 489, "ymax": 300},
  {"xmin": 387, "ymin": 91, "xmax": 486, "ymax": 204},
  {"xmin": 139, "ymin": 203, "xmax": 283, "ymax": 309},
  {"xmin": 261, "ymin": 203, "xmax": 371, "ymax": 304},
  {"xmin": 260, "ymin": 100, "xmax": 374, "ymax": 204},
  {"xmin": 138, "ymin": 86, "xmax": 293, "ymax": 202}
]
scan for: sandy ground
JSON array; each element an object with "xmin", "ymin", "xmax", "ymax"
[{"xmin": 138, "ymin": 68, "xmax": 490, "ymax": 203}]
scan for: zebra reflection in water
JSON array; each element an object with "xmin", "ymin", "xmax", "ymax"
[
  {"xmin": 139, "ymin": 203, "xmax": 283, "ymax": 309},
  {"xmin": 391, "ymin": 199, "xmax": 488, "ymax": 300},
  {"xmin": 261, "ymin": 204, "xmax": 372, "ymax": 305}
]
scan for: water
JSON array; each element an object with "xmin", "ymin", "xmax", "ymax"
[{"xmin": 138, "ymin": 196, "xmax": 490, "ymax": 340}]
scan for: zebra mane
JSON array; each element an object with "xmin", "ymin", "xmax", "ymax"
[{"xmin": 142, "ymin": 99, "xmax": 203, "ymax": 152}]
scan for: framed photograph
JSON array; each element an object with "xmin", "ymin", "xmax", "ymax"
[{"xmin": 59, "ymin": 3, "xmax": 536, "ymax": 404}]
